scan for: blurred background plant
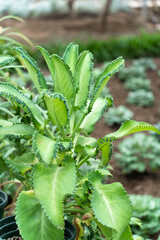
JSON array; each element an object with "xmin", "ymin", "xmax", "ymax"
[
  {"xmin": 115, "ymin": 133, "xmax": 160, "ymax": 174},
  {"xmin": 104, "ymin": 105, "xmax": 133, "ymax": 126},
  {"xmin": 130, "ymin": 195, "xmax": 160, "ymax": 239},
  {"xmin": 127, "ymin": 90, "xmax": 155, "ymax": 107}
]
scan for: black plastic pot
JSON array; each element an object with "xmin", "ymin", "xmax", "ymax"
[
  {"xmin": 0, "ymin": 215, "xmax": 20, "ymax": 239},
  {"xmin": 0, "ymin": 215, "xmax": 76, "ymax": 240},
  {"xmin": 0, "ymin": 191, "xmax": 8, "ymax": 219}
]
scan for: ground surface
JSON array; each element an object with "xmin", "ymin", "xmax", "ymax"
[{"xmin": 1, "ymin": 8, "xmax": 160, "ymax": 44}]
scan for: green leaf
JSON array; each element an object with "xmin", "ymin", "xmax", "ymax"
[
  {"xmin": 96, "ymin": 220, "xmax": 116, "ymax": 240},
  {"xmin": 0, "ymin": 119, "xmax": 13, "ymax": 127},
  {"xmin": 91, "ymin": 57, "xmax": 124, "ymax": 105},
  {"xmin": 63, "ymin": 42, "xmax": 79, "ymax": 75},
  {"xmin": 16, "ymin": 190, "xmax": 64, "ymax": 240},
  {"xmin": 105, "ymin": 120, "xmax": 160, "ymax": 140},
  {"xmin": 101, "ymin": 141, "xmax": 113, "ymax": 167},
  {"xmin": 0, "ymin": 158, "xmax": 8, "ymax": 174},
  {"xmin": 76, "ymin": 135, "xmax": 97, "ymax": 148},
  {"xmin": 5, "ymin": 152, "xmax": 35, "ymax": 175},
  {"xmin": 81, "ymin": 97, "xmax": 109, "ymax": 134},
  {"xmin": 44, "ymin": 92, "xmax": 69, "ymax": 131},
  {"xmin": 13, "ymin": 47, "xmax": 47, "ymax": 93},
  {"xmin": 0, "ymin": 54, "xmax": 15, "ymax": 67},
  {"xmin": 51, "ymin": 54, "xmax": 75, "ymax": 106},
  {"xmin": 91, "ymin": 182, "xmax": 132, "ymax": 240},
  {"xmin": 119, "ymin": 225, "xmax": 134, "ymax": 240},
  {"xmin": 74, "ymin": 51, "xmax": 93, "ymax": 108},
  {"xmin": 33, "ymin": 162, "xmax": 76, "ymax": 229},
  {"xmin": 0, "ymin": 82, "xmax": 44, "ymax": 128},
  {"xmin": 33, "ymin": 133, "xmax": 57, "ymax": 164},
  {"xmin": 37, "ymin": 46, "xmax": 55, "ymax": 81},
  {"xmin": 0, "ymin": 124, "xmax": 35, "ymax": 140}
]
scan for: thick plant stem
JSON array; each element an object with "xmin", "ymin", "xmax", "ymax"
[
  {"xmin": 77, "ymin": 155, "xmax": 90, "ymax": 168},
  {"xmin": 65, "ymin": 208, "xmax": 86, "ymax": 215},
  {"xmin": 70, "ymin": 113, "xmax": 85, "ymax": 139},
  {"xmin": 45, "ymin": 125, "xmax": 55, "ymax": 140}
]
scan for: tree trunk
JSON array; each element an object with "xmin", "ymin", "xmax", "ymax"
[
  {"xmin": 101, "ymin": 0, "xmax": 112, "ymax": 32},
  {"xmin": 142, "ymin": 0, "xmax": 148, "ymax": 19},
  {"xmin": 151, "ymin": 0, "xmax": 159, "ymax": 13},
  {"xmin": 68, "ymin": 0, "xmax": 74, "ymax": 18}
]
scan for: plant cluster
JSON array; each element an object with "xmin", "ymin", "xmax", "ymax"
[
  {"xmin": 0, "ymin": 42, "xmax": 160, "ymax": 240},
  {"xmin": 118, "ymin": 58, "xmax": 156, "ymax": 107},
  {"xmin": 130, "ymin": 195, "xmax": 160, "ymax": 239},
  {"xmin": 115, "ymin": 133, "xmax": 160, "ymax": 174},
  {"xmin": 119, "ymin": 65, "xmax": 146, "ymax": 82},
  {"xmin": 133, "ymin": 58, "xmax": 157, "ymax": 71},
  {"xmin": 104, "ymin": 105, "xmax": 133, "ymax": 126},
  {"xmin": 127, "ymin": 90, "xmax": 154, "ymax": 107},
  {"xmin": 125, "ymin": 77, "xmax": 151, "ymax": 91}
]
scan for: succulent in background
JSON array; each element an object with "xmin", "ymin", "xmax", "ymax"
[
  {"xmin": 125, "ymin": 77, "xmax": 151, "ymax": 91},
  {"xmin": 119, "ymin": 65, "xmax": 146, "ymax": 82},
  {"xmin": 130, "ymin": 195, "xmax": 160, "ymax": 239},
  {"xmin": 115, "ymin": 133, "xmax": 160, "ymax": 174},
  {"xmin": 127, "ymin": 90, "xmax": 154, "ymax": 107},
  {"xmin": 104, "ymin": 105, "xmax": 133, "ymax": 126},
  {"xmin": 133, "ymin": 58, "xmax": 157, "ymax": 71}
]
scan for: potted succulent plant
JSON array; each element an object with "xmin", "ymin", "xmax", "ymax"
[{"xmin": 0, "ymin": 43, "xmax": 160, "ymax": 239}]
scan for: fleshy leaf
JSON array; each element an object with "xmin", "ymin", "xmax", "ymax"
[
  {"xmin": 91, "ymin": 57, "xmax": 124, "ymax": 105},
  {"xmin": 105, "ymin": 120, "xmax": 160, "ymax": 140},
  {"xmin": 81, "ymin": 97, "xmax": 109, "ymax": 134},
  {"xmin": 16, "ymin": 190, "xmax": 64, "ymax": 240},
  {"xmin": 33, "ymin": 162, "xmax": 76, "ymax": 229},
  {"xmin": 0, "ymin": 124, "xmax": 35, "ymax": 140},
  {"xmin": 63, "ymin": 42, "xmax": 79, "ymax": 75},
  {"xmin": 96, "ymin": 220, "xmax": 117, "ymax": 240},
  {"xmin": 51, "ymin": 54, "xmax": 74, "ymax": 106},
  {"xmin": 99, "ymin": 140, "xmax": 113, "ymax": 167},
  {"xmin": 91, "ymin": 181, "xmax": 132, "ymax": 240},
  {"xmin": 74, "ymin": 51, "xmax": 93, "ymax": 108},
  {"xmin": 0, "ymin": 119, "xmax": 13, "ymax": 127},
  {"xmin": 44, "ymin": 92, "xmax": 69, "ymax": 130},
  {"xmin": 0, "ymin": 54, "xmax": 15, "ymax": 67},
  {"xmin": 13, "ymin": 47, "xmax": 47, "ymax": 93},
  {"xmin": 0, "ymin": 158, "xmax": 8, "ymax": 174},
  {"xmin": 0, "ymin": 82, "xmax": 44, "ymax": 128},
  {"xmin": 119, "ymin": 225, "xmax": 134, "ymax": 240},
  {"xmin": 33, "ymin": 133, "xmax": 57, "ymax": 164},
  {"xmin": 76, "ymin": 135, "xmax": 97, "ymax": 148},
  {"xmin": 5, "ymin": 152, "xmax": 35, "ymax": 175},
  {"xmin": 37, "ymin": 46, "xmax": 55, "ymax": 80}
]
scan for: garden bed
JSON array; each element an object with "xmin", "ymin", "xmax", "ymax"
[{"xmin": 91, "ymin": 58, "xmax": 160, "ymax": 200}]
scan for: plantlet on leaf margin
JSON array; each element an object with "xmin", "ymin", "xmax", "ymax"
[{"xmin": 0, "ymin": 42, "xmax": 160, "ymax": 240}]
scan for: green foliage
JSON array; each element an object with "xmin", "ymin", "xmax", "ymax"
[
  {"xmin": 127, "ymin": 90, "xmax": 154, "ymax": 107},
  {"xmin": 130, "ymin": 195, "xmax": 160, "ymax": 238},
  {"xmin": 125, "ymin": 78, "xmax": 151, "ymax": 91},
  {"xmin": 104, "ymin": 105, "xmax": 133, "ymax": 126},
  {"xmin": 115, "ymin": 133, "xmax": 160, "ymax": 174},
  {"xmin": 1, "ymin": 43, "xmax": 160, "ymax": 240},
  {"xmin": 150, "ymin": 122, "xmax": 160, "ymax": 141},
  {"xmin": 31, "ymin": 31, "xmax": 160, "ymax": 65}
]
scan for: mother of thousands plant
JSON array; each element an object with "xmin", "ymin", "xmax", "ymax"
[{"xmin": 0, "ymin": 43, "xmax": 160, "ymax": 240}]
